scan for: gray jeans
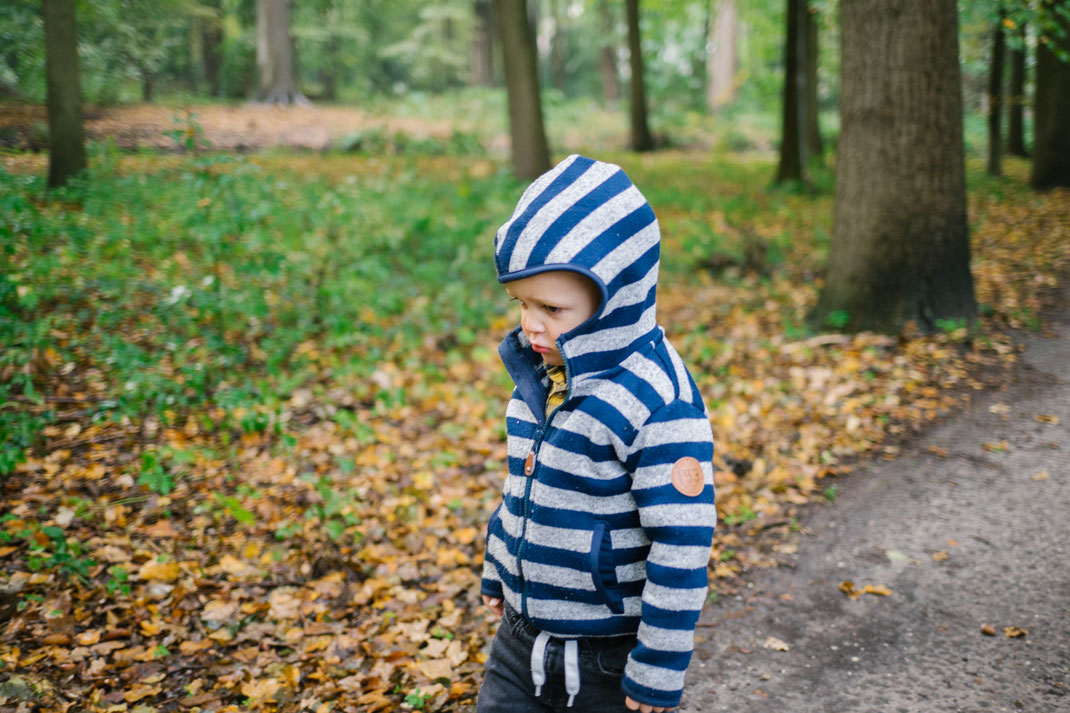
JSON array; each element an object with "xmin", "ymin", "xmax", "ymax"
[{"xmin": 476, "ymin": 603, "xmax": 638, "ymax": 713}]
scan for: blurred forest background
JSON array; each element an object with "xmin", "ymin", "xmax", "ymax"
[{"xmin": 1, "ymin": 1, "xmax": 1069, "ymax": 711}]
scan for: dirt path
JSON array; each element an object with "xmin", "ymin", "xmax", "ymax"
[
  {"xmin": 0, "ymin": 103, "xmax": 465, "ymax": 151},
  {"xmin": 682, "ymin": 292, "xmax": 1070, "ymax": 712}
]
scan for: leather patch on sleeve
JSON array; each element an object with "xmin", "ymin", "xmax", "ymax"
[{"xmin": 670, "ymin": 457, "xmax": 705, "ymax": 497}]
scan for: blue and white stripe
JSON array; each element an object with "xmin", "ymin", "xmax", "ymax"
[{"xmin": 482, "ymin": 155, "xmax": 717, "ymax": 709}]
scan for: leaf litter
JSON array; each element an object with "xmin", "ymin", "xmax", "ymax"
[{"xmin": 0, "ymin": 153, "xmax": 1067, "ymax": 712}]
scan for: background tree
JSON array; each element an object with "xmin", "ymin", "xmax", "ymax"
[
  {"xmin": 256, "ymin": 0, "xmax": 307, "ymax": 105},
  {"xmin": 626, "ymin": 0, "xmax": 653, "ymax": 151},
  {"xmin": 200, "ymin": 0, "xmax": 224, "ymax": 97},
  {"xmin": 472, "ymin": 0, "xmax": 496, "ymax": 86},
  {"xmin": 706, "ymin": 0, "xmax": 737, "ymax": 110},
  {"xmin": 1007, "ymin": 20, "xmax": 1028, "ymax": 157},
  {"xmin": 775, "ymin": 0, "xmax": 807, "ymax": 183},
  {"xmin": 495, "ymin": 0, "xmax": 550, "ymax": 179},
  {"xmin": 598, "ymin": 0, "xmax": 620, "ymax": 103},
  {"xmin": 43, "ymin": 0, "xmax": 86, "ymax": 188},
  {"xmin": 805, "ymin": 3, "xmax": 823, "ymax": 160},
  {"xmin": 811, "ymin": 0, "xmax": 976, "ymax": 333},
  {"xmin": 987, "ymin": 6, "xmax": 1006, "ymax": 176},
  {"xmin": 1031, "ymin": 0, "xmax": 1070, "ymax": 188}
]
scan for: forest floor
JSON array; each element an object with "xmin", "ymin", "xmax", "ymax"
[
  {"xmin": 0, "ymin": 102, "xmax": 472, "ymax": 152},
  {"xmin": 682, "ymin": 287, "xmax": 1070, "ymax": 713},
  {"xmin": 1, "ymin": 103, "xmax": 1069, "ymax": 712}
]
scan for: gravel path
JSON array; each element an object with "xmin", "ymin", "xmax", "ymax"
[{"xmin": 683, "ymin": 293, "xmax": 1070, "ymax": 713}]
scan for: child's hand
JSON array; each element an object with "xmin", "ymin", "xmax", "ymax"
[
  {"xmin": 625, "ymin": 697, "xmax": 672, "ymax": 712},
  {"xmin": 482, "ymin": 594, "xmax": 503, "ymax": 618}
]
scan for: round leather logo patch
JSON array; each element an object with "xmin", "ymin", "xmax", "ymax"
[{"xmin": 671, "ymin": 457, "xmax": 704, "ymax": 497}]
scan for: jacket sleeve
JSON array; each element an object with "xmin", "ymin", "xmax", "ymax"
[
  {"xmin": 621, "ymin": 401, "xmax": 716, "ymax": 708},
  {"xmin": 480, "ymin": 503, "xmax": 505, "ymax": 599}
]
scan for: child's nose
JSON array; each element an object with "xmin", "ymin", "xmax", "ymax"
[{"xmin": 522, "ymin": 311, "xmax": 544, "ymax": 334}]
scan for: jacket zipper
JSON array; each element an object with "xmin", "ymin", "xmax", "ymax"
[{"xmin": 518, "ymin": 350, "xmax": 572, "ymax": 619}]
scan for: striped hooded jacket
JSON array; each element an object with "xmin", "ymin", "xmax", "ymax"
[{"xmin": 480, "ymin": 154, "xmax": 717, "ymax": 708}]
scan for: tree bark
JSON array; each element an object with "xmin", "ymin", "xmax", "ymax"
[
  {"xmin": 598, "ymin": 0, "xmax": 620, "ymax": 103},
  {"xmin": 626, "ymin": 0, "xmax": 653, "ymax": 151},
  {"xmin": 549, "ymin": 0, "xmax": 566, "ymax": 92},
  {"xmin": 201, "ymin": 1, "xmax": 223, "ymax": 98},
  {"xmin": 810, "ymin": 0, "xmax": 976, "ymax": 334},
  {"xmin": 256, "ymin": 0, "xmax": 308, "ymax": 105},
  {"xmin": 776, "ymin": 0, "xmax": 807, "ymax": 183},
  {"xmin": 472, "ymin": 0, "xmax": 496, "ymax": 86},
  {"xmin": 1007, "ymin": 22, "xmax": 1027, "ymax": 157},
  {"xmin": 1031, "ymin": 2, "xmax": 1070, "ymax": 189},
  {"xmin": 494, "ymin": 0, "xmax": 550, "ymax": 180},
  {"xmin": 43, "ymin": 0, "xmax": 87, "ymax": 189},
  {"xmin": 706, "ymin": 0, "xmax": 737, "ymax": 110},
  {"xmin": 805, "ymin": 4, "xmax": 822, "ymax": 159},
  {"xmin": 987, "ymin": 8, "xmax": 1006, "ymax": 176}
]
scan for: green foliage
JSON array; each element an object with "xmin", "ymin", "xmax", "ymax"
[{"xmin": 0, "ymin": 519, "xmax": 95, "ymax": 582}]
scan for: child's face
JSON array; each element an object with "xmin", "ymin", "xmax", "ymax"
[{"xmin": 505, "ymin": 271, "xmax": 601, "ymax": 366}]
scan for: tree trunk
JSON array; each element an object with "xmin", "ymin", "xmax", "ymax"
[
  {"xmin": 256, "ymin": 0, "xmax": 307, "ymax": 105},
  {"xmin": 805, "ymin": 4, "xmax": 822, "ymax": 159},
  {"xmin": 472, "ymin": 0, "xmax": 495, "ymax": 86},
  {"xmin": 706, "ymin": 0, "xmax": 737, "ymax": 110},
  {"xmin": 598, "ymin": 0, "xmax": 620, "ymax": 103},
  {"xmin": 141, "ymin": 68, "xmax": 154, "ymax": 103},
  {"xmin": 201, "ymin": 0, "xmax": 223, "ymax": 97},
  {"xmin": 43, "ymin": 0, "xmax": 87, "ymax": 189},
  {"xmin": 987, "ymin": 8, "xmax": 1006, "ymax": 176},
  {"xmin": 776, "ymin": 0, "xmax": 807, "ymax": 183},
  {"xmin": 494, "ymin": 0, "xmax": 550, "ymax": 180},
  {"xmin": 1031, "ymin": 2, "xmax": 1070, "ymax": 189},
  {"xmin": 549, "ymin": 0, "xmax": 566, "ymax": 92},
  {"xmin": 810, "ymin": 0, "xmax": 976, "ymax": 334},
  {"xmin": 626, "ymin": 0, "xmax": 653, "ymax": 151},
  {"xmin": 1007, "ymin": 22, "xmax": 1027, "ymax": 157}
]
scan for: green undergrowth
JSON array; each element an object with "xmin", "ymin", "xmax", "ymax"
[{"xmin": 0, "ymin": 144, "xmax": 1044, "ymax": 476}]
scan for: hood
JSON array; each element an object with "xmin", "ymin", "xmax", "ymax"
[{"xmin": 494, "ymin": 155, "xmax": 664, "ymax": 418}]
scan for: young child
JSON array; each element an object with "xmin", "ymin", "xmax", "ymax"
[{"xmin": 478, "ymin": 155, "xmax": 717, "ymax": 713}]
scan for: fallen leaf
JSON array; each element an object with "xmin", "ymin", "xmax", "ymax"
[
  {"xmin": 989, "ymin": 403, "xmax": 1011, "ymax": 414},
  {"xmin": 137, "ymin": 560, "xmax": 179, "ymax": 582},
  {"xmin": 932, "ymin": 551, "xmax": 949, "ymax": 561},
  {"xmin": 1031, "ymin": 470, "xmax": 1050, "ymax": 481},
  {"xmin": 1004, "ymin": 626, "xmax": 1028, "ymax": 638},
  {"xmin": 925, "ymin": 445, "xmax": 948, "ymax": 457},
  {"xmin": 1035, "ymin": 414, "xmax": 1059, "ymax": 424},
  {"xmin": 124, "ymin": 684, "xmax": 162, "ymax": 703},
  {"xmin": 982, "ymin": 441, "xmax": 1008, "ymax": 453},
  {"xmin": 763, "ymin": 636, "xmax": 790, "ymax": 651},
  {"xmin": 981, "ymin": 624, "xmax": 996, "ymax": 636}
]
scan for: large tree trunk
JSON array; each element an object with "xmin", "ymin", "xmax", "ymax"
[
  {"xmin": 495, "ymin": 0, "xmax": 550, "ymax": 180},
  {"xmin": 598, "ymin": 0, "xmax": 620, "ymax": 103},
  {"xmin": 987, "ymin": 8, "xmax": 1006, "ymax": 176},
  {"xmin": 706, "ymin": 0, "xmax": 737, "ymax": 110},
  {"xmin": 256, "ymin": 0, "xmax": 307, "ymax": 105},
  {"xmin": 201, "ymin": 0, "xmax": 223, "ymax": 97},
  {"xmin": 776, "ymin": 0, "xmax": 807, "ymax": 183},
  {"xmin": 43, "ymin": 0, "xmax": 87, "ymax": 189},
  {"xmin": 472, "ymin": 0, "xmax": 495, "ymax": 86},
  {"xmin": 805, "ymin": 4, "xmax": 822, "ymax": 159},
  {"xmin": 1031, "ymin": 2, "xmax": 1070, "ymax": 189},
  {"xmin": 810, "ymin": 0, "xmax": 976, "ymax": 334},
  {"xmin": 1007, "ymin": 22, "xmax": 1027, "ymax": 157},
  {"xmin": 626, "ymin": 0, "xmax": 653, "ymax": 151}
]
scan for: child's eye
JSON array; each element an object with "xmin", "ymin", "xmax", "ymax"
[{"xmin": 543, "ymin": 305, "xmax": 560, "ymax": 314}]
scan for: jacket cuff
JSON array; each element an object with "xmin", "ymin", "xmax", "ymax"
[
  {"xmin": 480, "ymin": 579, "xmax": 504, "ymax": 599},
  {"xmin": 620, "ymin": 676, "xmax": 682, "ymax": 710}
]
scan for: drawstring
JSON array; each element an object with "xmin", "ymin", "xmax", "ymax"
[
  {"xmin": 530, "ymin": 631, "xmax": 550, "ymax": 697},
  {"xmin": 564, "ymin": 639, "xmax": 580, "ymax": 706},
  {"xmin": 529, "ymin": 631, "xmax": 582, "ymax": 707}
]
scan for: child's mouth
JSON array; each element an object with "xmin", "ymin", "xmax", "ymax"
[{"xmin": 531, "ymin": 344, "xmax": 551, "ymax": 354}]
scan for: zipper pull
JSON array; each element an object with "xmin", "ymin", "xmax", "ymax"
[{"xmin": 525, "ymin": 428, "xmax": 542, "ymax": 476}]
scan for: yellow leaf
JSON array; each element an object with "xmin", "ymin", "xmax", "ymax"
[
  {"xmin": 124, "ymin": 684, "xmax": 161, "ymax": 703},
  {"xmin": 416, "ymin": 658, "xmax": 454, "ymax": 680},
  {"xmin": 138, "ymin": 560, "xmax": 179, "ymax": 582},
  {"xmin": 1004, "ymin": 626, "xmax": 1028, "ymax": 638},
  {"xmin": 76, "ymin": 630, "xmax": 101, "ymax": 646},
  {"xmin": 763, "ymin": 636, "xmax": 790, "ymax": 651},
  {"xmin": 139, "ymin": 620, "xmax": 161, "ymax": 636},
  {"xmin": 859, "ymin": 584, "xmax": 892, "ymax": 597},
  {"xmin": 179, "ymin": 640, "xmax": 214, "ymax": 655},
  {"xmin": 932, "ymin": 551, "xmax": 949, "ymax": 561},
  {"xmin": 1031, "ymin": 470, "xmax": 1050, "ymax": 481},
  {"xmin": 1035, "ymin": 413, "xmax": 1059, "ymax": 425}
]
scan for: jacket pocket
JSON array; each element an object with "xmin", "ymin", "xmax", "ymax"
[{"xmin": 589, "ymin": 521, "xmax": 624, "ymax": 614}]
